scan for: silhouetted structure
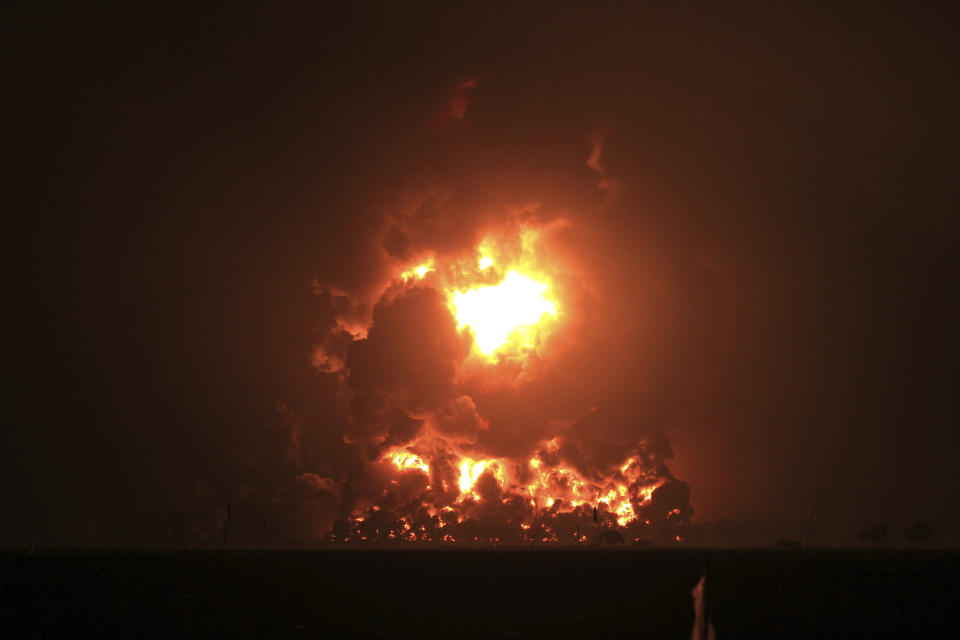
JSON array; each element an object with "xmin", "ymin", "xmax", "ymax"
[
  {"xmin": 221, "ymin": 497, "xmax": 232, "ymax": 550},
  {"xmin": 771, "ymin": 539, "xmax": 802, "ymax": 549},
  {"xmin": 691, "ymin": 569, "xmax": 716, "ymax": 640},
  {"xmin": 805, "ymin": 488, "xmax": 824, "ymax": 547},
  {"xmin": 597, "ymin": 529, "xmax": 625, "ymax": 545},
  {"xmin": 858, "ymin": 521, "xmax": 889, "ymax": 546},
  {"xmin": 905, "ymin": 521, "xmax": 934, "ymax": 546}
]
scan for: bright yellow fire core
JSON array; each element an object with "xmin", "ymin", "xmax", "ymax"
[
  {"xmin": 401, "ymin": 258, "xmax": 434, "ymax": 281},
  {"xmin": 451, "ymin": 270, "xmax": 557, "ymax": 356}
]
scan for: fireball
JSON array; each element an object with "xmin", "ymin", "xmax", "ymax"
[
  {"xmin": 451, "ymin": 270, "xmax": 557, "ymax": 357},
  {"xmin": 328, "ymin": 225, "xmax": 690, "ymax": 545}
]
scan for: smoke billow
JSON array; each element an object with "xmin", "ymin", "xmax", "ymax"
[
  {"xmin": 245, "ymin": 76, "xmax": 727, "ymax": 546},
  {"xmin": 9, "ymin": 4, "xmax": 957, "ymax": 549}
]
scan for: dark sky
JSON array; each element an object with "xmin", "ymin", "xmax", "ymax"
[{"xmin": 7, "ymin": 3, "xmax": 959, "ymax": 547}]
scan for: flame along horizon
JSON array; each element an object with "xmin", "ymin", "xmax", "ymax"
[
  {"xmin": 335, "ymin": 436, "xmax": 681, "ymax": 544},
  {"xmin": 328, "ymin": 227, "xmax": 692, "ymax": 545}
]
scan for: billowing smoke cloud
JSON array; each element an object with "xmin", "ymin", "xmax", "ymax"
[
  {"xmin": 9, "ymin": 5, "xmax": 956, "ymax": 549},
  {"xmin": 242, "ymin": 76, "xmax": 726, "ymax": 546}
]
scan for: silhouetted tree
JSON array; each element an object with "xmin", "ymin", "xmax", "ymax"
[
  {"xmin": 904, "ymin": 521, "xmax": 934, "ymax": 546},
  {"xmin": 858, "ymin": 521, "xmax": 889, "ymax": 546},
  {"xmin": 771, "ymin": 539, "xmax": 802, "ymax": 549}
]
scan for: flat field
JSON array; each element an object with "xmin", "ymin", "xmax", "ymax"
[{"xmin": 3, "ymin": 548, "xmax": 958, "ymax": 638}]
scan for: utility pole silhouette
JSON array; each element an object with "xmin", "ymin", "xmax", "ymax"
[
  {"xmin": 221, "ymin": 495, "xmax": 232, "ymax": 550},
  {"xmin": 805, "ymin": 488, "xmax": 824, "ymax": 548}
]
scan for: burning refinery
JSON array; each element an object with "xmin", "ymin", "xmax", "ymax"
[
  {"xmin": 14, "ymin": 7, "xmax": 955, "ymax": 638},
  {"xmin": 312, "ymin": 224, "xmax": 694, "ymax": 546}
]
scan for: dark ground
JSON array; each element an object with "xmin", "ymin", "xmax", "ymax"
[{"xmin": 2, "ymin": 549, "xmax": 958, "ymax": 638}]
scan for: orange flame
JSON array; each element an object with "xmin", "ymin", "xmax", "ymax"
[
  {"xmin": 457, "ymin": 457, "xmax": 506, "ymax": 498},
  {"xmin": 331, "ymin": 226, "xmax": 687, "ymax": 545},
  {"xmin": 400, "ymin": 258, "xmax": 435, "ymax": 281},
  {"xmin": 385, "ymin": 448, "xmax": 430, "ymax": 475},
  {"xmin": 342, "ymin": 441, "xmax": 672, "ymax": 544}
]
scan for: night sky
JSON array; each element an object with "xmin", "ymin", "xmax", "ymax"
[{"xmin": 7, "ymin": 4, "xmax": 959, "ymax": 547}]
